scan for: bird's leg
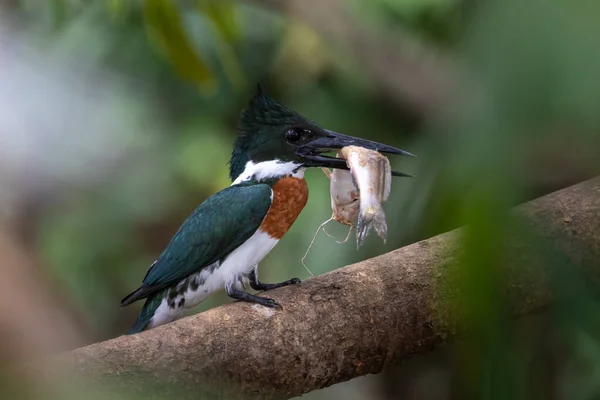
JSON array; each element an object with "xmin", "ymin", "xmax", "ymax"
[
  {"xmin": 248, "ymin": 269, "xmax": 301, "ymax": 292},
  {"xmin": 226, "ymin": 283, "xmax": 281, "ymax": 308}
]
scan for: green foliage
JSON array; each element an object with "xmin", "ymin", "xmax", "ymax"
[
  {"xmin": 105, "ymin": 0, "xmax": 128, "ymax": 21},
  {"xmin": 197, "ymin": 0, "xmax": 240, "ymax": 45},
  {"xmin": 142, "ymin": 0, "xmax": 215, "ymax": 89}
]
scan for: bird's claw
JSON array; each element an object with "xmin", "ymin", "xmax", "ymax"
[
  {"xmin": 261, "ymin": 297, "xmax": 282, "ymax": 309},
  {"xmin": 289, "ymin": 277, "xmax": 301, "ymax": 286}
]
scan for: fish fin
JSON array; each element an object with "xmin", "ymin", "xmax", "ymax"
[
  {"xmin": 372, "ymin": 206, "xmax": 388, "ymax": 241},
  {"xmin": 357, "ymin": 204, "xmax": 388, "ymax": 248},
  {"xmin": 321, "ymin": 167, "xmax": 332, "ymax": 179}
]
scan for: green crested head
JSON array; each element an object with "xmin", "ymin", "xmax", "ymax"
[
  {"xmin": 228, "ymin": 84, "xmax": 416, "ymax": 183},
  {"xmin": 229, "ymin": 84, "xmax": 323, "ymax": 182}
]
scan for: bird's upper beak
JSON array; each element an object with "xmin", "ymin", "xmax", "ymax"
[{"xmin": 296, "ymin": 129, "xmax": 416, "ymax": 177}]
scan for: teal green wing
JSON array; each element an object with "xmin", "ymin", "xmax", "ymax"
[{"xmin": 121, "ymin": 183, "xmax": 272, "ymax": 306}]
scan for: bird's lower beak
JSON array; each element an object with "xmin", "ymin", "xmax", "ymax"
[{"xmin": 296, "ymin": 129, "xmax": 415, "ymax": 177}]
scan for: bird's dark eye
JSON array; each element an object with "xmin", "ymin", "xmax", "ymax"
[{"xmin": 285, "ymin": 128, "xmax": 303, "ymax": 143}]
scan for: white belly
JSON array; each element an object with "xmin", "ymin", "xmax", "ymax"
[{"xmin": 149, "ymin": 230, "xmax": 279, "ymax": 328}]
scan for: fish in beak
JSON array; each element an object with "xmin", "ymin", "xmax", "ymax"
[{"xmin": 296, "ymin": 129, "xmax": 415, "ymax": 177}]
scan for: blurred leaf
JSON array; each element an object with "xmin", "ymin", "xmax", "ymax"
[
  {"xmin": 105, "ymin": 0, "xmax": 128, "ymax": 21},
  {"xmin": 195, "ymin": 0, "xmax": 240, "ymax": 45},
  {"xmin": 50, "ymin": 0, "xmax": 68, "ymax": 29},
  {"xmin": 379, "ymin": 0, "xmax": 457, "ymax": 14},
  {"xmin": 175, "ymin": 117, "xmax": 232, "ymax": 191},
  {"xmin": 351, "ymin": 0, "xmax": 463, "ymax": 46},
  {"xmin": 194, "ymin": 0, "xmax": 245, "ymax": 89},
  {"xmin": 272, "ymin": 22, "xmax": 329, "ymax": 89},
  {"xmin": 142, "ymin": 0, "xmax": 214, "ymax": 90}
]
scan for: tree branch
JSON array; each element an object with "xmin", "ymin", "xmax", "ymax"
[{"xmin": 14, "ymin": 177, "xmax": 600, "ymax": 399}]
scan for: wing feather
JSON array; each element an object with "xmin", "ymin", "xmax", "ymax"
[{"xmin": 121, "ymin": 183, "xmax": 272, "ymax": 305}]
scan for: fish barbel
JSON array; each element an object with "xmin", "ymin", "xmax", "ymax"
[
  {"xmin": 302, "ymin": 145, "xmax": 399, "ymax": 272},
  {"xmin": 323, "ymin": 145, "xmax": 391, "ymax": 248}
]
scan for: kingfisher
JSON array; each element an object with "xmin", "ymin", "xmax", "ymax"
[{"xmin": 121, "ymin": 84, "xmax": 414, "ymax": 334}]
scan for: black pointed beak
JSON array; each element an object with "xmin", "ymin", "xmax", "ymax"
[{"xmin": 296, "ymin": 129, "xmax": 415, "ymax": 177}]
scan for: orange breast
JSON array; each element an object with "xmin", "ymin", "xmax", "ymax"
[{"xmin": 259, "ymin": 177, "xmax": 309, "ymax": 239}]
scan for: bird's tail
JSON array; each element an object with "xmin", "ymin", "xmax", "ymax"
[
  {"xmin": 126, "ymin": 294, "xmax": 163, "ymax": 335},
  {"xmin": 356, "ymin": 204, "xmax": 388, "ymax": 249}
]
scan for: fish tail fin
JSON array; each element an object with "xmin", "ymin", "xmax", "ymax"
[
  {"xmin": 371, "ymin": 204, "xmax": 388, "ymax": 240},
  {"xmin": 126, "ymin": 293, "xmax": 164, "ymax": 335},
  {"xmin": 357, "ymin": 204, "xmax": 388, "ymax": 249}
]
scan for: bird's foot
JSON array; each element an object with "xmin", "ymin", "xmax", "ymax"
[
  {"xmin": 252, "ymin": 277, "xmax": 301, "ymax": 292},
  {"xmin": 248, "ymin": 270, "xmax": 301, "ymax": 292},
  {"xmin": 257, "ymin": 297, "xmax": 281, "ymax": 308},
  {"xmin": 226, "ymin": 286, "xmax": 282, "ymax": 308}
]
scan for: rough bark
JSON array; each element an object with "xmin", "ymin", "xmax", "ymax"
[{"xmin": 15, "ymin": 177, "xmax": 600, "ymax": 399}]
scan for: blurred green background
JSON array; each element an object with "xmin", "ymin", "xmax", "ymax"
[
  {"xmin": 2, "ymin": 0, "xmax": 600, "ymax": 399},
  {"xmin": 9, "ymin": 0, "xmax": 429, "ymax": 338}
]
